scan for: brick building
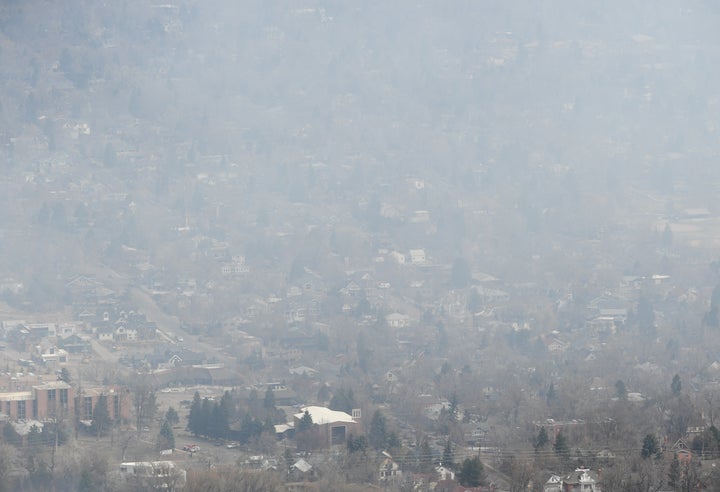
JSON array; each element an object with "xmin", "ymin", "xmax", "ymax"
[
  {"xmin": 0, "ymin": 381, "xmax": 73, "ymax": 420},
  {"xmin": 78, "ymin": 386, "xmax": 133, "ymax": 423},
  {"xmin": 293, "ymin": 406, "xmax": 360, "ymax": 447}
]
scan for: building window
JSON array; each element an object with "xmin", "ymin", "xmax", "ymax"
[
  {"xmin": 83, "ymin": 397, "xmax": 93, "ymax": 419},
  {"xmin": 48, "ymin": 389, "xmax": 56, "ymax": 402},
  {"xmin": 60, "ymin": 389, "xmax": 68, "ymax": 408},
  {"xmin": 113, "ymin": 395, "xmax": 120, "ymax": 420},
  {"xmin": 17, "ymin": 400, "xmax": 26, "ymax": 420},
  {"xmin": 32, "ymin": 399, "xmax": 37, "ymax": 419},
  {"xmin": 331, "ymin": 425, "xmax": 346, "ymax": 445}
]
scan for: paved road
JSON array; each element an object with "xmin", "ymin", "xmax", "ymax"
[
  {"xmin": 128, "ymin": 287, "xmax": 236, "ymax": 366},
  {"xmin": 129, "ymin": 287, "xmax": 182, "ymax": 342}
]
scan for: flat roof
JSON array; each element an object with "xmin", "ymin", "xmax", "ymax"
[
  {"xmin": 33, "ymin": 381, "xmax": 71, "ymax": 390},
  {"xmin": 0, "ymin": 391, "xmax": 33, "ymax": 401}
]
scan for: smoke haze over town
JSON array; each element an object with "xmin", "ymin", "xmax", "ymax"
[{"xmin": 1, "ymin": 1, "xmax": 720, "ymax": 490}]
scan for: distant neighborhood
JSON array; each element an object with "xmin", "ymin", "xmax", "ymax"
[{"xmin": 3, "ymin": 0, "xmax": 720, "ymax": 491}]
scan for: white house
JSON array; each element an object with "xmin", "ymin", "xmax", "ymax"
[
  {"xmin": 544, "ymin": 474, "xmax": 563, "ymax": 492},
  {"xmin": 379, "ymin": 452, "xmax": 402, "ymax": 482},
  {"xmin": 118, "ymin": 461, "xmax": 186, "ymax": 490},
  {"xmin": 389, "ymin": 251, "xmax": 406, "ymax": 264},
  {"xmin": 385, "ymin": 313, "xmax": 411, "ymax": 328},
  {"xmin": 409, "ymin": 249, "xmax": 427, "ymax": 265},
  {"xmin": 436, "ymin": 465, "xmax": 454, "ymax": 481},
  {"xmin": 562, "ymin": 468, "xmax": 601, "ymax": 491}
]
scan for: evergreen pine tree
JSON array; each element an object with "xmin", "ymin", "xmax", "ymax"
[
  {"xmin": 209, "ymin": 402, "xmax": 229, "ymax": 439},
  {"xmin": 641, "ymin": 434, "xmax": 660, "ymax": 459},
  {"xmin": 298, "ymin": 410, "xmax": 313, "ymax": 432},
  {"xmin": 546, "ymin": 383, "xmax": 556, "ymax": 405},
  {"xmin": 263, "ymin": 415, "xmax": 275, "ymax": 435},
  {"xmin": 369, "ymin": 410, "xmax": 388, "ymax": 450},
  {"xmin": 329, "ymin": 388, "xmax": 356, "ymax": 413},
  {"xmin": 158, "ymin": 420, "xmax": 175, "ymax": 450},
  {"xmin": 615, "ymin": 380, "xmax": 628, "ymax": 400},
  {"xmin": 59, "ymin": 367, "xmax": 71, "ymax": 383},
  {"xmin": 448, "ymin": 393, "xmax": 459, "ymax": 422},
  {"xmin": 165, "ymin": 406, "xmax": 179, "ymax": 426},
  {"xmin": 200, "ymin": 398, "xmax": 213, "ymax": 437},
  {"xmin": 458, "ymin": 457, "xmax": 485, "ymax": 487},
  {"xmin": 91, "ymin": 394, "xmax": 111, "ymax": 437},
  {"xmin": 418, "ymin": 438, "xmax": 433, "ymax": 473},
  {"xmin": 553, "ymin": 431, "xmax": 569, "ymax": 458},
  {"xmin": 284, "ymin": 448, "xmax": 294, "ymax": 473},
  {"xmin": 442, "ymin": 440, "xmax": 454, "ymax": 468},
  {"xmin": 263, "ymin": 388, "xmax": 276, "ymax": 411},
  {"xmin": 187, "ymin": 391, "xmax": 202, "ymax": 436},
  {"xmin": 220, "ymin": 391, "xmax": 234, "ymax": 421},
  {"xmin": 668, "ymin": 454, "xmax": 680, "ymax": 489},
  {"xmin": 3, "ymin": 422, "xmax": 20, "ymax": 446},
  {"xmin": 27, "ymin": 424, "xmax": 43, "ymax": 447},
  {"xmin": 671, "ymin": 374, "xmax": 682, "ymax": 397},
  {"xmin": 535, "ymin": 427, "xmax": 549, "ymax": 450},
  {"xmin": 387, "ymin": 431, "xmax": 401, "ymax": 449}
]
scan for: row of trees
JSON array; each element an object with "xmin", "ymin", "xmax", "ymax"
[
  {"xmin": 187, "ymin": 391, "xmax": 233, "ymax": 439},
  {"xmin": 186, "ymin": 388, "xmax": 286, "ymax": 446}
]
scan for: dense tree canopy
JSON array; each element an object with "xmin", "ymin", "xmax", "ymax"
[{"xmin": 457, "ymin": 457, "xmax": 485, "ymax": 487}]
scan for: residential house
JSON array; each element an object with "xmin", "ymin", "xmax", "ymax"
[
  {"xmin": 24, "ymin": 323, "xmax": 57, "ymax": 339},
  {"xmin": 440, "ymin": 290, "xmax": 468, "ymax": 321},
  {"xmin": 97, "ymin": 326, "xmax": 114, "ymax": 342},
  {"xmin": 57, "ymin": 334, "xmax": 91, "ymax": 354},
  {"xmin": 586, "ymin": 295, "xmax": 627, "ymax": 323},
  {"xmin": 586, "ymin": 316, "xmax": 618, "ymax": 339},
  {"xmin": 596, "ymin": 448, "xmax": 616, "ymax": 460},
  {"xmin": 341, "ymin": 281, "xmax": 362, "ymax": 297},
  {"xmin": 389, "ymin": 251, "xmax": 406, "ymax": 264},
  {"xmin": 262, "ymin": 383, "xmax": 299, "ymax": 406},
  {"xmin": 544, "ymin": 474, "xmax": 563, "ymax": 492},
  {"xmin": 145, "ymin": 346, "xmax": 205, "ymax": 370},
  {"xmin": 56, "ymin": 323, "xmax": 77, "ymax": 338},
  {"xmin": 545, "ymin": 336, "xmax": 570, "ymax": 355},
  {"xmin": 561, "ymin": 468, "xmax": 601, "ymax": 491},
  {"xmin": 289, "ymin": 458, "xmax": 314, "ymax": 480},
  {"xmin": 221, "ymin": 262, "xmax": 246, "ymax": 279},
  {"xmin": 669, "ymin": 438, "xmax": 693, "ymax": 463},
  {"xmin": 114, "ymin": 325, "xmax": 138, "ymax": 342},
  {"xmin": 686, "ymin": 418, "xmax": 706, "ymax": 437},
  {"xmin": 39, "ymin": 347, "xmax": 69, "ymax": 366},
  {"xmin": 118, "ymin": 461, "xmax": 186, "ymax": 490},
  {"xmin": 386, "ymin": 313, "xmax": 411, "ymax": 328},
  {"xmin": 436, "ymin": 465, "xmax": 455, "ymax": 481},
  {"xmin": 379, "ymin": 451, "xmax": 402, "ymax": 482},
  {"xmin": 474, "ymin": 285, "xmax": 510, "ymax": 304},
  {"xmin": 65, "ymin": 275, "xmax": 103, "ymax": 297},
  {"xmin": 411, "ymin": 210, "xmax": 430, "ymax": 223},
  {"xmin": 91, "ymin": 308, "xmax": 157, "ymax": 341},
  {"xmin": 289, "ymin": 366, "xmax": 318, "ymax": 378},
  {"xmin": 409, "ymin": 249, "xmax": 427, "ymax": 265}
]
